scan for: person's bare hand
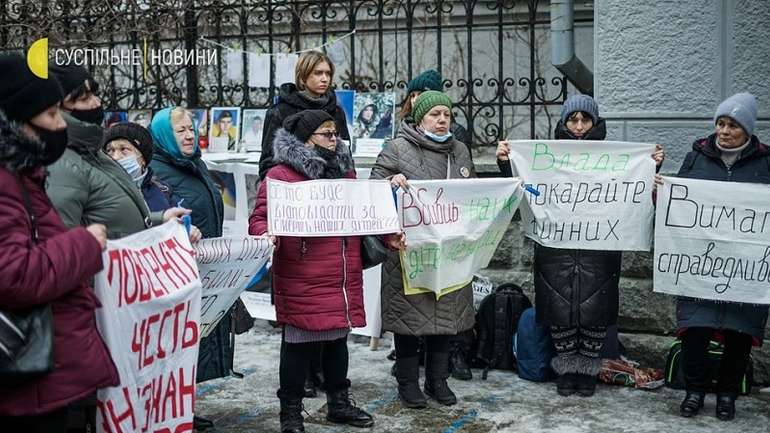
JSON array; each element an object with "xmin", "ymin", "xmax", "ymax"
[
  {"xmin": 652, "ymin": 144, "xmax": 665, "ymax": 167},
  {"xmin": 653, "ymin": 174, "xmax": 664, "ymax": 191},
  {"xmin": 496, "ymin": 140, "xmax": 511, "ymax": 161},
  {"xmin": 188, "ymin": 225, "xmax": 202, "ymax": 243},
  {"xmin": 388, "ymin": 232, "xmax": 407, "ymax": 251},
  {"xmin": 86, "ymin": 224, "xmax": 107, "ymax": 250},
  {"xmin": 162, "ymin": 207, "xmax": 191, "ymax": 223},
  {"xmin": 390, "ymin": 174, "xmax": 409, "ymax": 190}
]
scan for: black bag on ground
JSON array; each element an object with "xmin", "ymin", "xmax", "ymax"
[
  {"xmin": 0, "ymin": 175, "xmax": 54, "ymax": 384},
  {"xmin": 473, "ymin": 283, "xmax": 532, "ymax": 379},
  {"xmin": 664, "ymin": 339, "xmax": 753, "ymax": 395}
]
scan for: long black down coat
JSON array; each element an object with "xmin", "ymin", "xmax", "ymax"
[
  {"xmin": 532, "ymin": 120, "xmax": 622, "ymax": 328},
  {"xmin": 675, "ymin": 134, "xmax": 770, "ymax": 343}
]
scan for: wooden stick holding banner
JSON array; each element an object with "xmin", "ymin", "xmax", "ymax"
[
  {"xmin": 506, "ymin": 140, "xmax": 656, "ymax": 251},
  {"xmin": 396, "ymin": 178, "xmax": 523, "ymax": 298},
  {"xmin": 653, "ymin": 176, "xmax": 770, "ymax": 304}
]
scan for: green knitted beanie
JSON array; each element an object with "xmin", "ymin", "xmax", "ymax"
[
  {"xmin": 412, "ymin": 90, "xmax": 453, "ymax": 123},
  {"xmin": 407, "ymin": 69, "xmax": 443, "ymax": 93}
]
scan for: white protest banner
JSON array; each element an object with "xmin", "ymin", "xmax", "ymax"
[
  {"xmin": 94, "ymin": 221, "xmax": 201, "ymax": 433},
  {"xmin": 653, "ymin": 176, "xmax": 770, "ymax": 304},
  {"xmin": 507, "ymin": 140, "xmax": 656, "ymax": 251},
  {"xmin": 196, "ymin": 236, "xmax": 273, "ymax": 337},
  {"xmin": 397, "ymin": 178, "xmax": 523, "ymax": 298},
  {"xmin": 267, "ymin": 179, "xmax": 400, "ymax": 237}
]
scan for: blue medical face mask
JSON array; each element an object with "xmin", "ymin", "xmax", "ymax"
[
  {"xmin": 117, "ymin": 155, "xmax": 143, "ymax": 179},
  {"xmin": 423, "ymin": 128, "xmax": 453, "ymax": 143}
]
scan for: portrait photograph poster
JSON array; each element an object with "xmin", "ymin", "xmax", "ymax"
[
  {"xmin": 353, "ymin": 92, "xmax": 395, "ymax": 156},
  {"xmin": 209, "ymin": 106, "xmax": 241, "ymax": 153}
]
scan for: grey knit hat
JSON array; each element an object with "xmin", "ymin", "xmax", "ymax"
[
  {"xmin": 560, "ymin": 94, "xmax": 599, "ymax": 124},
  {"xmin": 714, "ymin": 92, "xmax": 757, "ymax": 137}
]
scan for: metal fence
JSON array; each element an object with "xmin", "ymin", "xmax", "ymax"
[{"xmin": 0, "ymin": 0, "xmax": 585, "ymax": 144}]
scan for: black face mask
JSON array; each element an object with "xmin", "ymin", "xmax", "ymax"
[
  {"xmin": 30, "ymin": 124, "xmax": 68, "ymax": 165},
  {"xmin": 70, "ymin": 106, "xmax": 104, "ymax": 126}
]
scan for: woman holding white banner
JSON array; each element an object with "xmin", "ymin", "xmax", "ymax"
[
  {"xmin": 371, "ymin": 90, "xmax": 476, "ymax": 409},
  {"xmin": 672, "ymin": 93, "xmax": 769, "ymax": 421},
  {"xmin": 497, "ymin": 95, "xmax": 664, "ymax": 398},
  {"xmin": 0, "ymin": 54, "xmax": 117, "ymax": 432},
  {"xmin": 249, "ymin": 109, "xmax": 375, "ymax": 432}
]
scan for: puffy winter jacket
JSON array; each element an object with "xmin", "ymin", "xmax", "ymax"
[
  {"xmin": 528, "ymin": 119, "xmax": 623, "ymax": 328},
  {"xmin": 258, "ymin": 83, "xmax": 351, "ymax": 180},
  {"xmin": 370, "ymin": 120, "xmax": 476, "ymax": 336},
  {"xmin": 0, "ymin": 113, "xmax": 118, "ymax": 416},
  {"xmin": 249, "ymin": 128, "xmax": 365, "ymax": 331},
  {"xmin": 46, "ymin": 112, "xmax": 161, "ymax": 238},
  {"xmin": 675, "ymin": 134, "xmax": 770, "ymax": 343}
]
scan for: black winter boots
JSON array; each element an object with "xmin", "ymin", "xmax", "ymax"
[
  {"xmin": 679, "ymin": 391, "xmax": 705, "ymax": 418},
  {"xmin": 278, "ymin": 395, "xmax": 305, "ymax": 433},
  {"xmin": 394, "ymin": 356, "xmax": 428, "ymax": 408},
  {"xmin": 325, "ymin": 385, "xmax": 374, "ymax": 428},
  {"xmin": 424, "ymin": 352, "xmax": 457, "ymax": 406}
]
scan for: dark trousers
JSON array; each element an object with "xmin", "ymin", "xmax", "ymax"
[
  {"xmin": 682, "ymin": 327, "xmax": 752, "ymax": 396},
  {"xmin": 279, "ymin": 336, "xmax": 349, "ymax": 400},
  {"xmin": 394, "ymin": 334, "xmax": 450, "ymax": 359},
  {"xmin": 0, "ymin": 407, "xmax": 68, "ymax": 433}
]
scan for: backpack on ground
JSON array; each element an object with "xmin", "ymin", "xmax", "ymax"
[
  {"xmin": 664, "ymin": 339, "xmax": 753, "ymax": 395},
  {"xmin": 473, "ymin": 283, "xmax": 532, "ymax": 379},
  {"xmin": 513, "ymin": 307, "xmax": 556, "ymax": 382}
]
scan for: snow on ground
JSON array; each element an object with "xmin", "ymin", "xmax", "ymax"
[{"xmin": 196, "ymin": 322, "xmax": 770, "ymax": 432}]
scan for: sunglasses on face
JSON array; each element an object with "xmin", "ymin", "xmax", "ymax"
[{"xmin": 312, "ymin": 131, "xmax": 339, "ymax": 140}]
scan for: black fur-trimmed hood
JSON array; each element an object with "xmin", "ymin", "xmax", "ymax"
[
  {"xmin": 271, "ymin": 128, "xmax": 354, "ymax": 179},
  {"xmin": 0, "ymin": 109, "xmax": 48, "ymax": 172}
]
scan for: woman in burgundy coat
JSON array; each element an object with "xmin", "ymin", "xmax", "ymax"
[
  {"xmin": 0, "ymin": 54, "xmax": 118, "ymax": 432},
  {"xmin": 249, "ymin": 110, "xmax": 375, "ymax": 433}
]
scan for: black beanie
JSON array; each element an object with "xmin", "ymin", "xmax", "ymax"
[
  {"xmin": 0, "ymin": 53, "xmax": 64, "ymax": 122},
  {"xmin": 49, "ymin": 63, "xmax": 95, "ymax": 98},
  {"xmin": 103, "ymin": 122, "xmax": 154, "ymax": 163},
  {"xmin": 283, "ymin": 110, "xmax": 335, "ymax": 143}
]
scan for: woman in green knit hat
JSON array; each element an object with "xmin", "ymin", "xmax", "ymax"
[
  {"xmin": 371, "ymin": 90, "xmax": 477, "ymax": 409},
  {"xmin": 399, "ymin": 70, "xmax": 472, "ymax": 149}
]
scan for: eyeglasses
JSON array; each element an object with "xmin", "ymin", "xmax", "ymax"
[{"xmin": 312, "ymin": 131, "xmax": 339, "ymax": 140}]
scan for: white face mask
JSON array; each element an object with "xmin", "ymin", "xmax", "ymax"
[{"xmin": 117, "ymin": 155, "xmax": 143, "ymax": 180}]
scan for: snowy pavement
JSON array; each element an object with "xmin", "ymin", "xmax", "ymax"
[{"xmin": 196, "ymin": 322, "xmax": 770, "ymax": 433}]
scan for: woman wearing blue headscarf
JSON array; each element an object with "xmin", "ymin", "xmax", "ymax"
[
  {"xmin": 150, "ymin": 107, "xmax": 224, "ymax": 238},
  {"xmin": 149, "ymin": 106, "xmax": 228, "ymax": 431}
]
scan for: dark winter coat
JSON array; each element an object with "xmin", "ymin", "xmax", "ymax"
[
  {"xmin": 526, "ymin": 119, "xmax": 622, "ymax": 328},
  {"xmin": 140, "ymin": 165, "xmax": 177, "ymax": 212},
  {"xmin": 149, "ymin": 144, "xmax": 224, "ymax": 239},
  {"xmin": 258, "ymin": 83, "xmax": 351, "ymax": 180},
  {"xmin": 46, "ymin": 112, "xmax": 161, "ymax": 238},
  {"xmin": 0, "ymin": 114, "xmax": 118, "ymax": 416},
  {"xmin": 675, "ymin": 134, "xmax": 770, "ymax": 343},
  {"xmin": 149, "ymin": 141, "xmax": 231, "ymax": 382},
  {"xmin": 370, "ymin": 120, "xmax": 476, "ymax": 336},
  {"xmin": 248, "ymin": 129, "xmax": 366, "ymax": 331}
]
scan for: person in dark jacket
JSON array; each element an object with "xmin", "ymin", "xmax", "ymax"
[
  {"xmin": 45, "ymin": 64, "xmax": 190, "ymax": 240},
  {"xmin": 149, "ymin": 106, "xmax": 229, "ymax": 431},
  {"xmin": 249, "ymin": 110, "xmax": 375, "ymax": 433},
  {"xmin": 372, "ymin": 91, "xmax": 476, "ymax": 409},
  {"xmin": 0, "ymin": 53, "xmax": 118, "ymax": 432},
  {"xmin": 398, "ymin": 69, "xmax": 473, "ymax": 152},
  {"xmin": 673, "ymin": 92, "xmax": 769, "ymax": 421},
  {"xmin": 258, "ymin": 51, "xmax": 351, "ymax": 180},
  {"xmin": 497, "ymin": 94, "xmax": 664, "ymax": 397}
]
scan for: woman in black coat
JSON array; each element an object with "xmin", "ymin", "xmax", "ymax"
[
  {"xmin": 258, "ymin": 51, "xmax": 351, "ymax": 180},
  {"xmin": 674, "ymin": 92, "xmax": 770, "ymax": 421},
  {"xmin": 498, "ymin": 95, "xmax": 664, "ymax": 397}
]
